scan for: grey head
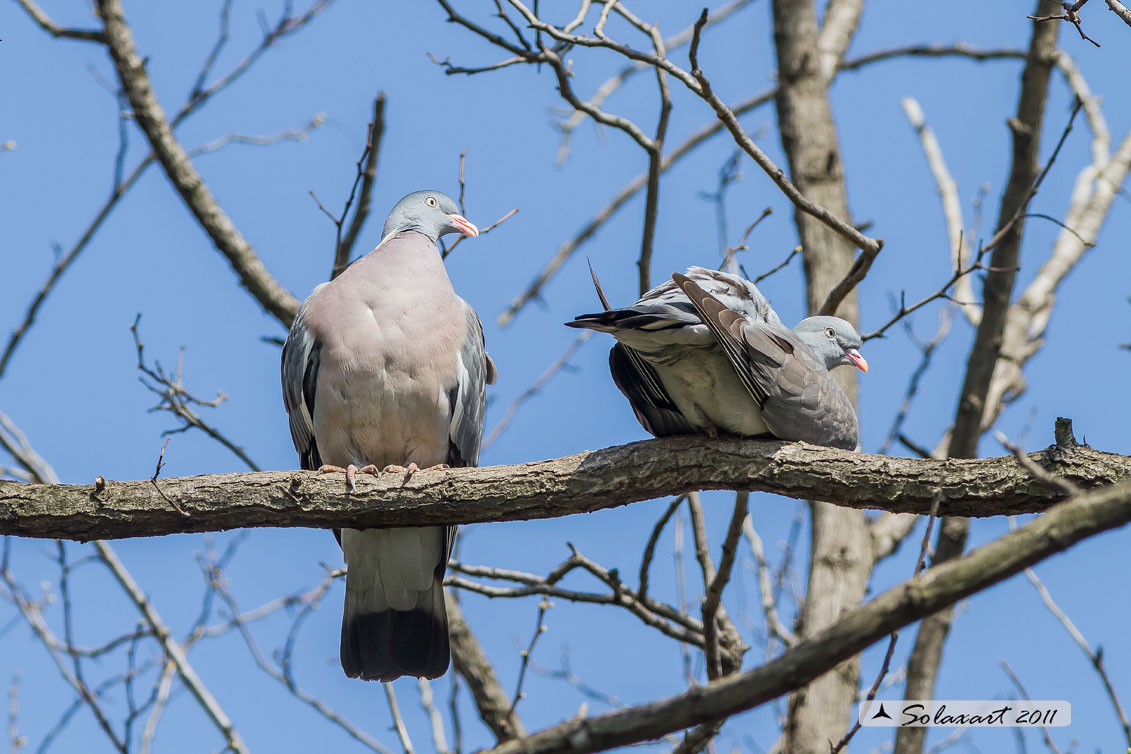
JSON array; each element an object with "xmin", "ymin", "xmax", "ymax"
[
  {"xmin": 381, "ymin": 190, "xmax": 479, "ymax": 242},
  {"xmin": 792, "ymin": 316, "xmax": 869, "ymax": 373}
]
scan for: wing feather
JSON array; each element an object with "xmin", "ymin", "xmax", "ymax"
[{"xmin": 281, "ymin": 288, "xmax": 325, "ymax": 470}]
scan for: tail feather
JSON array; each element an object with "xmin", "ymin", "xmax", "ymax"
[
  {"xmin": 341, "ymin": 579, "xmax": 450, "ymax": 681},
  {"xmin": 339, "ymin": 526, "xmax": 451, "ymax": 682}
]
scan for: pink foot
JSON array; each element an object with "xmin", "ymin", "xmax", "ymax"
[{"xmin": 318, "ymin": 463, "xmax": 379, "ymax": 493}]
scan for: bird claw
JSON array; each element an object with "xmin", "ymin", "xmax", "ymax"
[{"xmin": 317, "ymin": 463, "xmax": 379, "ymax": 493}]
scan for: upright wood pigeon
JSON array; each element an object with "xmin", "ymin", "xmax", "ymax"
[{"xmin": 282, "ymin": 190, "xmax": 495, "ymax": 681}]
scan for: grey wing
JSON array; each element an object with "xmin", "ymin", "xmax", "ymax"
[
  {"xmin": 675, "ymin": 273, "xmax": 858, "ymax": 449},
  {"xmin": 756, "ymin": 337, "xmax": 859, "ymax": 450},
  {"xmin": 682, "ymin": 266, "xmax": 783, "ymax": 327},
  {"xmin": 674, "ymin": 273, "xmax": 776, "ymax": 406},
  {"xmin": 448, "ymin": 299, "xmax": 491, "ymax": 468},
  {"xmin": 281, "ymin": 289, "xmax": 325, "ymax": 471}
]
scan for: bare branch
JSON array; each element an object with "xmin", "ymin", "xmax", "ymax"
[
  {"xmin": 1107, "ymin": 0, "xmax": 1131, "ymax": 25},
  {"xmin": 482, "ymin": 333, "xmax": 592, "ymax": 451},
  {"xmin": 94, "ymin": 542, "xmax": 249, "ymax": 753},
  {"xmin": 449, "ymin": 552, "xmax": 702, "ymax": 647},
  {"xmin": 700, "ymin": 493, "xmax": 749, "ymax": 679},
  {"xmin": 902, "ymin": 97, "xmax": 980, "ymax": 325},
  {"xmin": 1017, "ymin": 560, "xmax": 1131, "ymax": 747},
  {"xmin": 1000, "ymin": 661, "xmax": 1063, "ymax": 754},
  {"xmin": 95, "ymin": 0, "xmax": 302, "ymax": 326},
  {"xmin": 475, "ymin": 479, "xmax": 1131, "ymax": 754},
  {"xmin": 384, "ymin": 683, "xmax": 415, "ymax": 754},
  {"xmin": 13, "ymin": 0, "xmax": 106, "ymax": 42},
  {"xmin": 638, "ymin": 496, "xmax": 687, "ymax": 603},
  {"xmin": 553, "ymin": 0, "xmax": 755, "ymax": 162},
  {"xmin": 0, "ymin": 563, "xmax": 126, "ymax": 752},
  {"xmin": 131, "ymin": 316, "xmax": 260, "ymax": 472},
  {"xmin": 188, "ymin": 114, "xmax": 325, "ymax": 158},
  {"xmin": 4, "ymin": 436, "xmax": 1131, "ymax": 540},
  {"xmin": 877, "ymin": 309, "xmax": 956, "ymax": 454},
  {"xmin": 831, "ymin": 497, "xmax": 940, "ymax": 754},
  {"xmin": 816, "ymin": 0, "xmax": 863, "ymax": 79},
  {"xmin": 507, "ymin": 600, "xmax": 551, "ymax": 716},
  {"xmin": 688, "ymin": 11, "xmax": 883, "ymax": 262},
  {"xmin": 1029, "ymin": 0, "xmax": 1101, "ymax": 47},
  {"xmin": 499, "ymin": 43, "xmax": 1048, "ymax": 327},
  {"xmin": 448, "ymin": 598, "xmax": 526, "ymax": 742},
  {"xmin": 742, "ymin": 515, "xmax": 797, "ymax": 647},
  {"xmin": 418, "ymin": 680, "xmax": 451, "ymax": 754},
  {"xmin": 333, "ymin": 93, "xmax": 387, "ymax": 279}
]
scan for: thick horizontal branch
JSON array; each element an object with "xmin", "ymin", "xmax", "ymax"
[{"xmin": 1, "ymin": 437, "xmax": 1128, "ymax": 541}]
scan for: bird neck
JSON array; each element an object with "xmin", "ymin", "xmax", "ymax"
[{"xmin": 381, "ymin": 223, "xmax": 438, "ymax": 244}]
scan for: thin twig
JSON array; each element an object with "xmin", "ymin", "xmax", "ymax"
[
  {"xmin": 332, "ymin": 93, "xmax": 387, "ymax": 279},
  {"xmin": 1028, "ymin": 0, "xmax": 1100, "ymax": 47},
  {"xmin": 508, "ymin": 600, "xmax": 551, "ymax": 716},
  {"xmin": 638, "ymin": 495, "xmax": 688, "ymax": 603},
  {"xmin": 12, "ymin": 0, "xmax": 106, "ymax": 42},
  {"xmin": 95, "ymin": 542, "xmax": 248, "ymax": 753},
  {"xmin": 716, "ymin": 207, "xmax": 773, "ymax": 273},
  {"xmin": 752, "ymin": 246, "xmax": 800, "ymax": 286},
  {"xmin": 448, "ymin": 554, "xmax": 703, "ymax": 647},
  {"xmin": 1015, "ymin": 557, "xmax": 1131, "ymax": 748},
  {"xmin": 742, "ymin": 515, "xmax": 797, "ymax": 647},
  {"xmin": 878, "ymin": 310, "xmax": 956, "ymax": 455},
  {"xmin": 700, "ymin": 492, "xmax": 748, "ymax": 680},
  {"xmin": 1000, "ymin": 661, "xmax": 1063, "ymax": 754},
  {"xmin": 131, "ymin": 316, "xmax": 260, "ymax": 472},
  {"xmin": 482, "ymin": 332, "xmax": 591, "ymax": 450},
  {"xmin": 385, "ymin": 683, "xmax": 416, "ymax": 754},
  {"xmin": 8, "ymin": 673, "xmax": 23, "ymax": 754},
  {"xmin": 418, "ymin": 680, "xmax": 451, "ymax": 754},
  {"xmin": 688, "ymin": 10, "xmax": 884, "ymax": 280},
  {"xmin": 831, "ymin": 495, "xmax": 941, "ymax": 754}
]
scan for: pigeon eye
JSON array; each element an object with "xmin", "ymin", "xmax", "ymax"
[
  {"xmin": 824, "ymin": 326, "xmax": 835, "ymax": 338},
  {"xmin": 425, "ymin": 196, "xmax": 438, "ymax": 207}
]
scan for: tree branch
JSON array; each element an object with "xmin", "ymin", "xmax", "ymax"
[
  {"xmin": 2, "ymin": 436, "xmax": 1128, "ymax": 540},
  {"xmin": 13, "ymin": 0, "xmax": 107, "ymax": 42},
  {"xmin": 475, "ymin": 478, "xmax": 1131, "ymax": 754},
  {"xmin": 95, "ymin": 0, "xmax": 301, "ymax": 326}
]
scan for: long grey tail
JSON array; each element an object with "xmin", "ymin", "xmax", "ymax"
[
  {"xmin": 339, "ymin": 527, "xmax": 451, "ymax": 682},
  {"xmin": 340, "ymin": 578, "xmax": 449, "ymax": 682}
]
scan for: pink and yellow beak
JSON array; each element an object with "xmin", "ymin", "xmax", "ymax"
[
  {"xmin": 846, "ymin": 348, "xmax": 869, "ymax": 373},
  {"xmin": 448, "ymin": 213, "xmax": 479, "ymax": 238}
]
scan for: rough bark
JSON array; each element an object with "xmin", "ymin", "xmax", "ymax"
[
  {"xmin": 770, "ymin": 2, "xmax": 868, "ymax": 749},
  {"xmin": 895, "ymin": 7, "xmax": 1062, "ymax": 754},
  {"xmin": 2, "ymin": 437, "xmax": 1125, "ymax": 541},
  {"xmin": 477, "ymin": 479, "xmax": 1131, "ymax": 754}
]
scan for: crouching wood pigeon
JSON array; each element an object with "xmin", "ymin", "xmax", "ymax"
[
  {"xmin": 566, "ymin": 266, "xmax": 866, "ymax": 450},
  {"xmin": 282, "ymin": 190, "xmax": 496, "ymax": 681}
]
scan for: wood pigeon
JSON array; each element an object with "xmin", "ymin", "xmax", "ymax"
[
  {"xmin": 566, "ymin": 267, "xmax": 865, "ymax": 450},
  {"xmin": 282, "ymin": 190, "xmax": 495, "ymax": 681}
]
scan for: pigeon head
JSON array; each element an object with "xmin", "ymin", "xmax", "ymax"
[
  {"xmin": 794, "ymin": 316, "xmax": 868, "ymax": 373},
  {"xmin": 382, "ymin": 190, "xmax": 479, "ymax": 242}
]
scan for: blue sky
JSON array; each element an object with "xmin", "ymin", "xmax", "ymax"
[{"xmin": 2, "ymin": 1, "xmax": 1130, "ymax": 752}]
